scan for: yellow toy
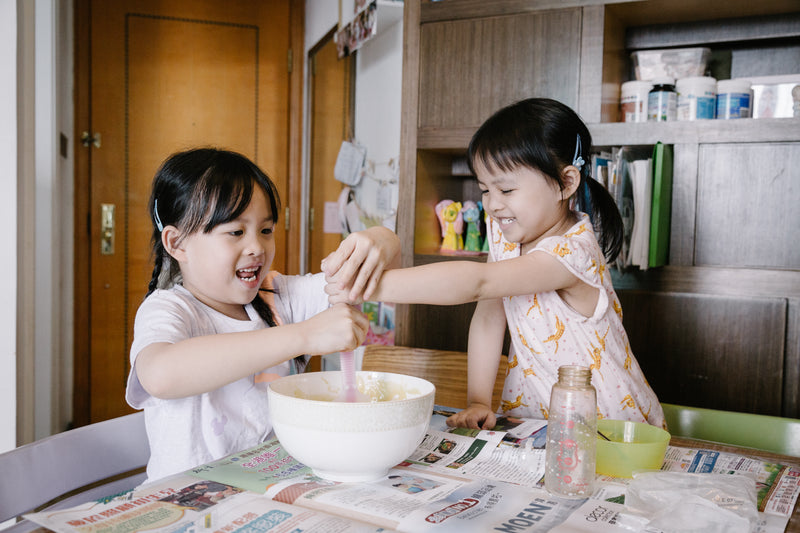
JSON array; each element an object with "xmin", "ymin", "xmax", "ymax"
[{"xmin": 435, "ymin": 199, "xmax": 463, "ymax": 252}]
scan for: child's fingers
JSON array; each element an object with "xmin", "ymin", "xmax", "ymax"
[
  {"xmin": 361, "ymin": 270, "xmax": 381, "ymax": 301},
  {"xmin": 347, "ymin": 253, "xmax": 382, "ymax": 301},
  {"xmin": 336, "ymin": 304, "xmax": 369, "ymax": 349},
  {"xmin": 320, "ymin": 235, "xmax": 356, "ymax": 275}
]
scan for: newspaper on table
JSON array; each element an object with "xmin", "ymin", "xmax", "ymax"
[
  {"xmin": 186, "ymin": 439, "xmax": 312, "ymax": 493},
  {"xmin": 265, "ymin": 469, "xmax": 584, "ymax": 532},
  {"xmin": 23, "ymin": 406, "xmax": 800, "ymax": 533},
  {"xmin": 23, "ymin": 473, "xmax": 389, "ymax": 533},
  {"xmin": 402, "ymin": 408, "xmax": 548, "ymax": 489}
]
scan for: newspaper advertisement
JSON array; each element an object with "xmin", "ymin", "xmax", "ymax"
[
  {"xmin": 414, "ymin": 408, "xmax": 548, "ymax": 488},
  {"xmin": 186, "ymin": 438, "xmax": 311, "ymax": 493},
  {"xmin": 24, "ymin": 473, "xmax": 390, "ymax": 533},
  {"xmin": 265, "ymin": 468, "xmax": 584, "ymax": 532}
]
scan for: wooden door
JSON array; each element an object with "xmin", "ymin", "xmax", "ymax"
[
  {"xmin": 74, "ymin": 0, "xmax": 302, "ymax": 425},
  {"xmin": 307, "ymin": 29, "xmax": 354, "ymax": 272}
]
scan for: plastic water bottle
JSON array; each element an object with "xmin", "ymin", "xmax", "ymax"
[{"xmin": 545, "ymin": 365, "xmax": 597, "ymax": 498}]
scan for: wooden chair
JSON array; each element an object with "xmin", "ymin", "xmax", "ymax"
[
  {"xmin": 662, "ymin": 403, "xmax": 800, "ymax": 458},
  {"xmin": 0, "ymin": 412, "xmax": 150, "ymax": 532},
  {"xmin": 361, "ymin": 345, "xmax": 507, "ymax": 410}
]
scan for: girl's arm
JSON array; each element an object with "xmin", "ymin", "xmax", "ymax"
[
  {"xmin": 330, "ymin": 250, "xmax": 584, "ymax": 306},
  {"xmin": 446, "ymin": 297, "xmax": 507, "ymax": 429},
  {"xmin": 135, "ymin": 303, "xmax": 368, "ymax": 399},
  {"xmin": 321, "ymin": 226, "xmax": 401, "ymax": 301}
]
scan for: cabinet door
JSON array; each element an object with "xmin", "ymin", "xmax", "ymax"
[
  {"xmin": 695, "ymin": 142, "xmax": 800, "ymax": 269},
  {"xmin": 417, "ymin": 8, "xmax": 582, "ymax": 130},
  {"xmin": 618, "ymin": 290, "xmax": 786, "ymax": 416}
]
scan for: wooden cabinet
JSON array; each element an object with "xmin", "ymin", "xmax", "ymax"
[
  {"xmin": 618, "ymin": 290, "xmax": 787, "ymax": 414},
  {"xmin": 417, "ymin": 8, "xmax": 582, "ymax": 130},
  {"xmin": 396, "ymin": 0, "xmax": 800, "ymax": 417}
]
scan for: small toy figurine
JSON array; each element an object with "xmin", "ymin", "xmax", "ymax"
[
  {"xmin": 461, "ymin": 200, "xmax": 483, "ymax": 252},
  {"xmin": 480, "ymin": 201, "xmax": 490, "ymax": 253},
  {"xmin": 435, "ymin": 199, "xmax": 463, "ymax": 252}
]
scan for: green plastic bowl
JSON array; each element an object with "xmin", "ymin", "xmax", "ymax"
[{"xmin": 596, "ymin": 419, "xmax": 671, "ymax": 478}]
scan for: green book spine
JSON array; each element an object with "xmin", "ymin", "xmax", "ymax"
[{"xmin": 649, "ymin": 142, "xmax": 673, "ymax": 267}]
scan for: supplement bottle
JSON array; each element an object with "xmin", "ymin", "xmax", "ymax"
[
  {"xmin": 647, "ymin": 77, "xmax": 677, "ymax": 122},
  {"xmin": 676, "ymin": 76, "xmax": 716, "ymax": 120},
  {"xmin": 620, "ymin": 80, "xmax": 652, "ymax": 123},
  {"xmin": 716, "ymin": 79, "xmax": 752, "ymax": 119}
]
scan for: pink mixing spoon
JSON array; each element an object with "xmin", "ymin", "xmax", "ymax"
[{"xmin": 340, "ymin": 350, "xmax": 357, "ymax": 402}]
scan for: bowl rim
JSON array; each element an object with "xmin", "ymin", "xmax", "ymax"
[
  {"xmin": 597, "ymin": 418, "xmax": 671, "ymax": 444},
  {"xmin": 267, "ymin": 370, "xmax": 436, "ymax": 406}
]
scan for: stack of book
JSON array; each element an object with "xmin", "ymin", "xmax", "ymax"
[{"xmin": 592, "ymin": 142, "xmax": 673, "ymax": 270}]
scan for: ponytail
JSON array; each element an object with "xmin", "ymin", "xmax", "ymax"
[
  {"xmin": 576, "ymin": 174, "xmax": 623, "ymax": 263},
  {"xmin": 253, "ymin": 289, "xmax": 278, "ymax": 327},
  {"xmin": 146, "ymin": 247, "xmax": 164, "ymax": 297},
  {"xmin": 255, "ymin": 286, "xmax": 307, "ymax": 371}
]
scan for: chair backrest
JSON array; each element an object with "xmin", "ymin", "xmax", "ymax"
[
  {"xmin": 662, "ymin": 403, "xmax": 800, "ymax": 458},
  {"xmin": 361, "ymin": 345, "xmax": 507, "ymax": 410},
  {"xmin": 0, "ymin": 411, "xmax": 150, "ymax": 531}
]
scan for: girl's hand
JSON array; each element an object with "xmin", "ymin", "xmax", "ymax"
[
  {"xmin": 445, "ymin": 403, "xmax": 497, "ymax": 430},
  {"xmin": 304, "ymin": 303, "xmax": 369, "ymax": 355},
  {"xmin": 321, "ymin": 226, "xmax": 400, "ymax": 302},
  {"xmin": 324, "ymin": 278, "xmax": 363, "ymax": 306}
]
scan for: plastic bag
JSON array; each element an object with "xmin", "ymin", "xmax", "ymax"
[
  {"xmin": 334, "ymin": 141, "xmax": 366, "ymax": 186},
  {"xmin": 625, "ymin": 471, "xmax": 758, "ymax": 532}
]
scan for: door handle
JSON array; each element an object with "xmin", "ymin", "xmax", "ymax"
[
  {"xmin": 81, "ymin": 131, "xmax": 102, "ymax": 148},
  {"xmin": 101, "ymin": 203, "xmax": 115, "ymax": 255}
]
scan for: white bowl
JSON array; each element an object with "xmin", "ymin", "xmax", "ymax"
[{"xmin": 268, "ymin": 371, "xmax": 435, "ymax": 482}]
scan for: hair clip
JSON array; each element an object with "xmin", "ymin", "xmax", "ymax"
[
  {"xmin": 572, "ymin": 133, "xmax": 585, "ymax": 171},
  {"xmin": 154, "ymin": 199, "xmax": 164, "ymax": 232}
]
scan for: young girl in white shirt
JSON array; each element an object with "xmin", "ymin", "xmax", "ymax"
[
  {"xmin": 126, "ymin": 147, "xmax": 399, "ymax": 481},
  {"xmin": 326, "ymin": 98, "xmax": 664, "ymax": 431}
]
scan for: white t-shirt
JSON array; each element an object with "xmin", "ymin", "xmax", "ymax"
[{"xmin": 126, "ymin": 273, "xmax": 328, "ymax": 481}]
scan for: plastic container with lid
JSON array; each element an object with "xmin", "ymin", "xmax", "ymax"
[
  {"xmin": 676, "ymin": 76, "xmax": 716, "ymax": 120},
  {"xmin": 716, "ymin": 79, "xmax": 752, "ymax": 119},
  {"xmin": 631, "ymin": 47, "xmax": 710, "ymax": 81},
  {"xmin": 647, "ymin": 77, "xmax": 677, "ymax": 122},
  {"xmin": 620, "ymin": 81, "xmax": 652, "ymax": 123}
]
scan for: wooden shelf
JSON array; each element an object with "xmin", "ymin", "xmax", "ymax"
[
  {"xmin": 611, "ymin": 265, "xmax": 800, "ymax": 300},
  {"xmin": 417, "ymin": 118, "xmax": 800, "ymax": 151},
  {"xmin": 417, "ymin": 127, "xmax": 475, "ymax": 151},
  {"xmin": 590, "ymin": 117, "xmax": 800, "ymax": 147}
]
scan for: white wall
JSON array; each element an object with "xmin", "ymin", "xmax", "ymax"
[
  {"xmin": 35, "ymin": 0, "xmax": 56, "ymax": 440},
  {"xmin": 303, "ymin": 0, "xmax": 404, "ymax": 270},
  {"xmin": 352, "ymin": 10, "xmax": 403, "ymax": 231},
  {"xmin": 0, "ymin": 0, "xmax": 19, "ymax": 453},
  {"xmin": 1, "ymin": 0, "xmax": 69, "ymax": 451}
]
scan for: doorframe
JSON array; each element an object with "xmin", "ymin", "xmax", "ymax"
[
  {"xmin": 72, "ymin": 0, "xmax": 91, "ymax": 429},
  {"xmin": 71, "ymin": 0, "xmax": 305, "ymax": 427}
]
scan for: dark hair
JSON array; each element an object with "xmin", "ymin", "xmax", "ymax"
[
  {"xmin": 467, "ymin": 98, "xmax": 623, "ymax": 262},
  {"xmin": 146, "ymin": 147, "xmax": 281, "ymax": 326}
]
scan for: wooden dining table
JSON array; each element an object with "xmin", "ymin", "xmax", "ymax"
[{"xmin": 668, "ymin": 435, "xmax": 800, "ymax": 532}]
